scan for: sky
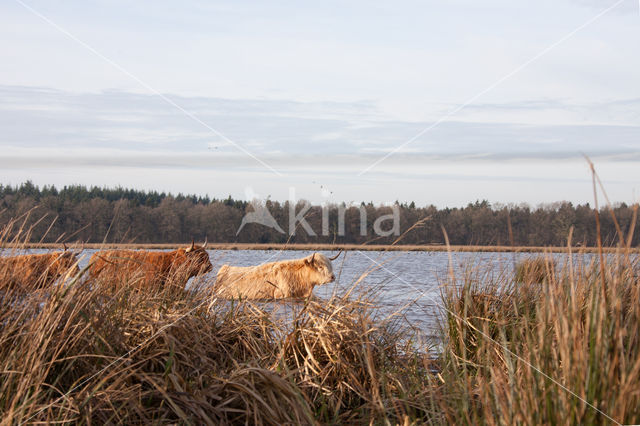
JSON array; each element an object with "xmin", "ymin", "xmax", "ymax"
[{"xmin": 0, "ymin": 0, "xmax": 639, "ymax": 207}]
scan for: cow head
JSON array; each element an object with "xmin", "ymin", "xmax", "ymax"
[
  {"xmin": 304, "ymin": 253, "xmax": 336, "ymax": 286},
  {"xmin": 181, "ymin": 240, "xmax": 213, "ymax": 277}
]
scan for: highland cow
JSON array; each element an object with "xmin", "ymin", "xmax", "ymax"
[
  {"xmin": 0, "ymin": 250, "xmax": 80, "ymax": 290},
  {"xmin": 89, "ymin": 241, "xmax": 212, "ymax": 289},
  {"xmin": 214, "ymin": 251, "xmax": 342, "ymax": 299}
]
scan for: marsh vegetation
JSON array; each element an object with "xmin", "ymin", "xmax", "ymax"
[{"xmin": 1, "ymin": 218, "xmax": 639, "ymax": 424}]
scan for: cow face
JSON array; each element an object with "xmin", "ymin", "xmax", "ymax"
[
  {"xmin": 183, "ymin": 242, "xmax": 213, "ymax": 277},
  {"xmin": 305, "ymin": 253, "xmax": 336, "ymax": 286}
]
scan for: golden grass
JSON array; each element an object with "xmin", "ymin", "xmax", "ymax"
[
  {"xmin": 0, "ymin": 279, "xmax": 440, "ymax": 424},
  {"xmin": 514, "ymin": 256, "xmax": 557, "ymax": 283},
  {"xmin": 0, "ymin": 239, "xmax": 438, "ymax": 424},
  {"xmin": 440, "ymin": 252, "xmax": 640, "ymax": 424},
  {"xmin": 2, "ymin": 211, "xmax": 640, "ymax": 424}
]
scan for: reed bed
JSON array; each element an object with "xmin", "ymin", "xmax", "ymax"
[
  {"xmin": 440, "ymin": 252, "xmax": 640, "ymax": 425},
  {"xmin": 0, "ymin": 249, "xmax": 437, "ymax": 424},
  {"xmin": 1, "ymin": 213, "xmax": 639, "ymax": 424},
  {"xmin": 514, "ymin": 256, "xmax": 557, "ymax": 284}
]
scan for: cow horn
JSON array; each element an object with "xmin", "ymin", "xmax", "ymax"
[
  {"xmin": 328, "ymin": 249, "xmax": 343, "ymax": 261},
  {"xmin": 186, "ymin": 239, "xmax": 195, "ymax": 253},
  {"xmin": 202, "ymin": 237, "xmax": 208, "ymax": 249},
  {"xmin": 63, "ymin": 242, "xmax": 68, "ymax": 251},
  {"xmin": 310, "ymin": 253, "xmax": 316, "ymax": 263}
]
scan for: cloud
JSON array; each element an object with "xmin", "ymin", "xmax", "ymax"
[
  {"xmin": 0, "ymin": 149, "xmax": 637, "ymax": 174},
  {"xmin": 0, "ymin": 85, "xmax": 638, "ymax": 168},
  {"xmin": 0, "ymin": 85, "xmax": 377, "ymax": 154}
]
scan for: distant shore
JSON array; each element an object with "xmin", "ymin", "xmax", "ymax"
[{"xmin": 3, "ymin": 243, "xmax": 637, "ymax": 253}]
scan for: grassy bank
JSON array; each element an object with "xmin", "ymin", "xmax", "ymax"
[{"xmin": 1, "ymin": 249, "xmax": 639, "ymax": 424}]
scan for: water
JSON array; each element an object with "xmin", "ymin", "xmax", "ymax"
[
  {"xmin": 5, "ymin": 248, "xmax": 606, "ymax": 339},
  {"xmin": 183, "ymin": 249, "xmax": 602, "ymax": 338}
]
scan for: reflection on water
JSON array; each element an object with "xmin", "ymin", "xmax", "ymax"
[{"xmin": 5, "ymin": 248, "xmax": 605, "ymax": 339}]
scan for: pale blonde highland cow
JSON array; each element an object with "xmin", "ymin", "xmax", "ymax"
[{"xmin": 214, "ymin": 252, "xmax": 342, "ymax": 299}]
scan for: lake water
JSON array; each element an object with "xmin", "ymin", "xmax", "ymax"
[{"xmin": 7, "ymin": 248, "xmax": 605, "ymax": 339}]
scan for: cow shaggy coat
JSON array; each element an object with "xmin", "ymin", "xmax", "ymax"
[
  {"xmin": 89, "ymin": 243, "xmax": 212, "ymax": 289},
  {"xmin": 214, "ymin": 253, "xmax": 336, "ymax": 299},
  {"xmin": 0, "ymin": 251, "xmax": 80, "ymax": 290}
]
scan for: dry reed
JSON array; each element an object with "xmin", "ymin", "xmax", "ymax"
[
  {"xmin": 440, "ymin": 252, "xmax": 640, "ymax": 424},
  {"xmin": 0, "ymin": 218, "xmax": 436, "ymax": 424},
  {"xmin": 2, "ymin": 211, "xmax": 640, "ymax": 425}
]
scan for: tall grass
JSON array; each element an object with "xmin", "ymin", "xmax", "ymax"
[
  {"xmin": 439, "ymin": 252, "xmax": 640, "ymax": 424},
  {"xmin": 1, "ymin": 211, "xmax": 639, "ymax": 424},
  {"xmin": 0, "ymin": 245, "xmax": 437, "ymax": 424},
  {"xmin": 514, "ymin": 256, "xmax": 557, "ymax": 284}
]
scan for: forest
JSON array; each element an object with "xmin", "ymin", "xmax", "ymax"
[{"xmin": 0, "ymin": 181, "xmax": 636, "ymax": 246}]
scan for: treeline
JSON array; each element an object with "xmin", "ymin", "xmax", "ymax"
[{"xmin": 0, "ymin": 181, "xmax": 637, "ymax": 246}]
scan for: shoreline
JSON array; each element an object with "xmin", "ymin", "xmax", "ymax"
[{"xmin": 2, "ymin": 242, "xmax": 637, "ymax": 253}]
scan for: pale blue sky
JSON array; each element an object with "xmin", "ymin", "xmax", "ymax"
[{"xmin": 0, "ymin": 0, "xmax": 639, "ymax": 206}]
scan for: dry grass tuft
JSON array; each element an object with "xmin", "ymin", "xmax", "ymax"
[
  {"xmin": 2, "ymin": 213, "xmax": 640, "ymax": 424},
  {"xmin": 440, "ymin": 253, "xmax": 640, "ymax": 424},
  {"xmin": 0, "ymin": 225, "xmax": 436, "ymax": 424},
  {"xmin": 514, "ymin": 256, "xmax": 557, "ymax": 284}
]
